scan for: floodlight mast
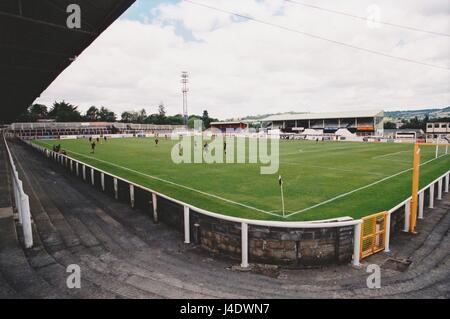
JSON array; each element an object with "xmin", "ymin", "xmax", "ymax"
[{"xmin": 181, "ymin": 71, "xmax": 189, "ymax": 127}]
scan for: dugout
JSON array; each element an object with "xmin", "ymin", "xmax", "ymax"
[{"xmin": 210, "ymin": 121, "xmax": 249, "ymax": 133}]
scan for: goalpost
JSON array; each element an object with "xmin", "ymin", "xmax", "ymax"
[
  {"xmin": 419, "ymin": 136, "xmax": 449, "ymax": 159},
  {"xmin": 433, "ymin": 136, "xmax": 449, "ymax": 158}
]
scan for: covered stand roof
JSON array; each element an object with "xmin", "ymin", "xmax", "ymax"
[
  {"xmin": 260, "ymin": 110, "xmax": 384, "ymax": 122},
  {"xmin": 0, "ymin": 0, "xmax": 135, "ymax": 123},
  {"xmin": 210, "ymin": 121, "xmax": 250, "ymax": 126}
]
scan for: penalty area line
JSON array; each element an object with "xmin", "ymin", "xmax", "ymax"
[
  {"xmin": 38, "ymin": 141, "xmax": 280, "ymax": 218},
  {"xmin": 285, "ymin": 153, "xmax": 450, "ymax": 218},
  {"xmin": 372, "ymin": 150, "xmax": 410, "ymax": 160}
]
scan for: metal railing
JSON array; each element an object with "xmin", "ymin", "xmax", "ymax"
[{"xmin": 3, "ymin": 135, "xmax": 33, "ymax": 248}]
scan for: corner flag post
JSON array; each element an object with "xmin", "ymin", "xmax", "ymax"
[
  {"xmin": 435, "ymin": 135, "xmax": 439, "ymax": 158},
  {"xmin": 410, "ymin": 143, "xmax": 421, "ymax": 233},
  {"xmin": 279, "ymin": 175, "xmax": 285, "ymax": 217}
]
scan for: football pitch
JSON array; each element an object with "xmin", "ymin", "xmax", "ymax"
[{"xmin": 33, "ymin": 137, "xmax": 449, "ymax": 221}]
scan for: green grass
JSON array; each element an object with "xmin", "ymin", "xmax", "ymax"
[{"xmin": 33, "ymin": 137, "xmax": 449, "ymax": 221}]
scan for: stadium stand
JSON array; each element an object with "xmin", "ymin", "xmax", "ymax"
[
  {"xmin": 112, "ymin": 123, "xmax": 184, "ymax": 135},
  {"xmin": 261, "ymin": 110, "xmax": 384, "ymax": 136},
  {"xmin": 8, "ymin": 122, "xmax": 184, "ymax": 139}
]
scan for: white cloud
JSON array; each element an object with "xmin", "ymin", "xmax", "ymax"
[{"xmin": 36, "ymin": 0, "xmax": 450, "ymax": 119}]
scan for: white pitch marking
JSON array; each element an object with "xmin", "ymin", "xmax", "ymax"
[
  {"xmin": 372, "ymin": 150, "xmax": 410, "ymax": 160},
  {"xmin": 285, "ymin": 153, "xmax": 450, "ymax": 218},
  {"xmin": 282, "ymin": 144, "xmax": 376, "ymax": 156},
  {"xmin": 38, "ymin": 141, "xmax": 279, "ymax": 218},
  {"xmin": 280, "ymin": 161, "xmax": 388, "ymax": 177}
]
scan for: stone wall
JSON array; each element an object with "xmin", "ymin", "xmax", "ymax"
[
  {"xmin": 247, "ymin": 225, "xmax": 354, "ymax": 266},
  {"xmin": 390, "ymin": 206, "xmax": 405, "ymax": 235},
  {"xmin": 189, "ymin": 210, "xmax": 354, "ymax": 266}
]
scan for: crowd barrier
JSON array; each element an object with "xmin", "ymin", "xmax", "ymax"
[{"xmin": 2, "ymin": 135, "xmax": 33, "ymax": 248}]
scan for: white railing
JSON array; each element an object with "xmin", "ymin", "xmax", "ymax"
[
  {"xmin": 384, "ymin": 169, "xmax": 450, "ymax": 252},
  {"xmin": 3, "ymin": 135, "xmax": 33, "ymax": 248},
  {"xmin": 28, "ymin": 140, "xmax": 450, "ymax": 267}
]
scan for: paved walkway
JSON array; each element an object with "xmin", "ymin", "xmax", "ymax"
[{"xmin": 1, "ymin": 139, "xmax": 448, "ymax": 298}]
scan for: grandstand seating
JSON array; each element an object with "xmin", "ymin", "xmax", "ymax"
[{"xmin": 8, "ymin": 122, "xmax": 184, "ymax": 139}]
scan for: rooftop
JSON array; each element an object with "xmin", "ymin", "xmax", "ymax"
[
  {"xmin": 210, "ymin": 121, "xmax": 249, "ymax": 125},
  {"xmin": 260, "ymin": 110, "xmax": 384, "ymax": 122},
  {"xmin": 384, "ymin": 129, "xmax": 424, "ymax": 133}
]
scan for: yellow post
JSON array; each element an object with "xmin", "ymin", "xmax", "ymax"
[{"xmin": 410, "ymin": 143, "xmax": 421, "ymax": 233}]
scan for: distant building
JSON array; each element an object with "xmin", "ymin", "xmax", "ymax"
[
  {"xmin": 260, "ymin": 110, "xmax": 384, "ymax": 136},
  {"xmin": 383, "ymin": 129, "xmax": 425, "ymax": 141},
  {"xmin": 210, "ymin": 121, "xmax": 249, "ymax": 133},
  {"xmin": 426, "ymin": 122, "xmax": 450, "ymax": 142}
]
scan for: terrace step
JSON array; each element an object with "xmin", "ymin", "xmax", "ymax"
[
  {"xmin": 0, "ymin": 206, "xmax": 68, "ymax": 298},
  {"xmin": 0, "ymin": 140, "xmax": 67, "ymax": 298},
  {"xmin": 10, "ymin": 140, "xmax": 293, "ymax": 298},
  {"xmin": 0, "ymin": 270, "xmax": 20, "ymax": 299},
  {"xmin": 13, "ymin": 141, "xmax": 250, "ymax": 298},
  {"xmin": 10, "ymin": 142, "xmax": 162, "ymax": 298},
  {"xmin": 11, "ymin": 142, "xmax": 246, "ymax": 298}
]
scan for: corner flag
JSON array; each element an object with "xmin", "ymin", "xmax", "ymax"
[{"xmin": 279, "ymin": 175, "xmax": 285, "ymax": 217}]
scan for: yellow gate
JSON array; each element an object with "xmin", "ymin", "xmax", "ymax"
[{"xmin": 360, "ymin": 211, "xmax": 388, "ymax": 259}]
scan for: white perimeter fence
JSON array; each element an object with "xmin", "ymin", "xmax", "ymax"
[
  {"xmin": 26, "ymin": 139, "xmax": 449, "ymax": 267},
  {"xmin": 3, "ymin": 135, "xmax": 33, "ymax": 248}
]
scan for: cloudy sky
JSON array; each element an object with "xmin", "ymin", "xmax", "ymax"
[{"xmin": 36, "ymin": 0, "xmax": 450, "ymax": 119}]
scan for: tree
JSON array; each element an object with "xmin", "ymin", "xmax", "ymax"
[
  {"xmin": 98, "ymin": 107, "xmax": 116, "ymax": 122},
  {"xmin": 48, "ymin": 101, "xmax": 82, "ymax": 122},
  {"xmin": 156, "ymin": 103, "xmax": 166, "ymax": 124},
  {"xmin": 15, "ymin": 104, "xmax": 48, "ymax": 122},
  {"xmin": 383, "ymin": 121, "xmax": 396, "ymax": 129},
  {"xmin": 188, "ymin": 116, "xmax": 202, "ymax": 129},
  {"xmin": 400, "ymin": 116, "xmax": 425, "ymax": 130},
  {"xmin": 166, "ymin": 114, "xmax": 184, "ymax": 125},
  {"xmin": 29, "ymin": 104, "xmax": 48, "ymax": 121},
  {"xmin": 158, "ymin": 103, "xmax": 166, "ymax": 118},
  {"xmin": 201, "ymin": 110, "xmax": 210, "ymax": 128},
  {"xmin": 121, "ymin": 109, "xmax": 202, "ymax": 125},
  {"xmin": 121, "ymin": 111, "xmax": 133, "ymax": 123},
  {"xmin": 137, "ymin": 109, "xmax": 147, "ymax": 124},
  {"xmin": 201, "ymin": 110, "xmax": 218, "ymax": 129},
  {"xmin": 422, "ymin": 115, "xmax": 430, "ymax": 131},
  {"xmin": 85, "ymin": 106, "xmax": 99, "ymax": 121},
  {"xmin": 145, "ymin": 114, "xmax": 159, "ymax": 124}
]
